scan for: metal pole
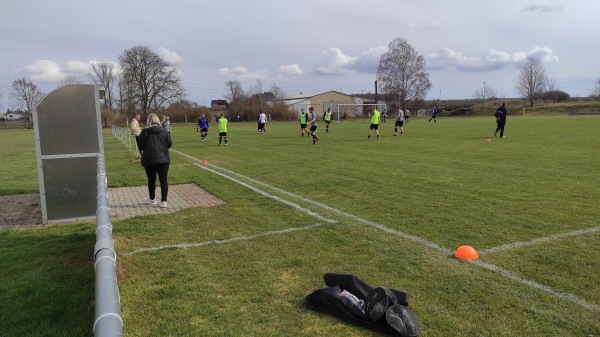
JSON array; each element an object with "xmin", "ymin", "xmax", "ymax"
[{"xmin": 94, "ymin": 154, "xmax": 123, "ymax": 337}]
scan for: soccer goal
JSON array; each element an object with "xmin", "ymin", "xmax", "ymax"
[{"xmin": 335, "ymin": 103, "xmax": 387, "ymax": 123}]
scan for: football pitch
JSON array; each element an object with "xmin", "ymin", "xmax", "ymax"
[{"xmin": 1, "ymin": 115, "xmax": 599, "ymax": 336}]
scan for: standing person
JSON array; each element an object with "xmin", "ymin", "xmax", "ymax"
[
  {"xmin": 137, "ymin": 113, "xmax": 172, "ymax": 209},
  {"xmin": 394, "ymin": 108, "xmax": 404, "ymax": 136},
  {"xmin": 197, "ymin": 113, "xmax": 209, "ymax": 141},
  {"xmin": 404, "ymin": 109, "xmax": 410, "ymax": 123},
  {"xmin": 130, "ymin": 113, "xmax": 142, "ymax": 159},
  {"xmin": 131, "ymin": 113, "xmax": 141, "ymax": 137},
  {"xmin": 218, "ymin": 113, "xmax": 229, "ymax": 146},
  {"xmin": 307, "ymin": 107, "xmax": 319, "ymax": 144},
  {"xmin": 258, "ymin": 110, "xmax": 267, "ymax": 134},
  {"xmin": 427, "ymin": 107, "xmax": 439, "ymax": 124},
  {"xmin": 368, "ymin": 107, "xmax": 381, "ymax": 140},
  {"xmin": 323, "ymin": 107, "xmax": 333, "ymax": 133},
  {"xmin": 162, "ymin": 116, "xmax": 171, "ymax": 134},
  {"xmin": 300, "ymin": 108, "xmax": 309, "ymax": 137},
  {"xmin": 494, "ymin": 102, "xmax": 508, "ymax": 138}
]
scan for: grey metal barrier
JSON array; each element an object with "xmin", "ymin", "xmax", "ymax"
[
  {"xmin": 93, "ymin": 154, "xmax": 123, "ymax": 336},
  {"xmin": 111, "ymin": 125, "xmax": 137, "ymax": 154}
]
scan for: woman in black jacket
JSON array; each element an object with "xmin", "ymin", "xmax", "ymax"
[{"xmin": 137, "ymin": 113, "xmax": 172, "ymax": 208}]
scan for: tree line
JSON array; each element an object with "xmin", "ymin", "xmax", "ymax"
[{"xmin": 4, "ymin": 41, "xmax": 600, "ymax": 125}]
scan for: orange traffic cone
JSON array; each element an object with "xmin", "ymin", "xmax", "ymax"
[
  {"xmin": 455, "ymin": 245, "xmax": 478, "ymax": 260},
  {"xmin": 201, "ymin": 159, "xmax": 208, "ymax": 165}
]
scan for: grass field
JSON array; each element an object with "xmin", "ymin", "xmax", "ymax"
[{"xmin": 1, "ymin": 115, "xmax": 599, "ymax": 336}]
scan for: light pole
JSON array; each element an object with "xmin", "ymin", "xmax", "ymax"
[{"xmin": 483, "ymin": 81, "xmax": 486, "ymax": 106}]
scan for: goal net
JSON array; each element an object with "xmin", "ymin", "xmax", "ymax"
[{"xmin": 335, "ymin": 104, "xmax": 387, "ymax": 123}]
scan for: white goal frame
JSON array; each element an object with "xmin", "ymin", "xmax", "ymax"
[{"xmin": 335, "ymin": 103, "xmax": 387, "ymax": 123}]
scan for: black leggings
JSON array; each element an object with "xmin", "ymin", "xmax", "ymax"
[
  {"xmin": 495, "ymin": 122, "xmax": 506, "ymax": 137},
  {"xmin": 144, "ymin": 163, "xmax": 170, "ymax": 202}
]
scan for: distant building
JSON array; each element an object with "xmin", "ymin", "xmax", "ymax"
[
  {"xmin": 211, "ymin": 100, "xmax": 228, "ymax": 110},
  {"xmin": 0, "ymin": 112, "xmax": 26, "ymax": 121},
  {"xmin": 268, "ymin": 90, "xmax": 362, "ymax": 120}
]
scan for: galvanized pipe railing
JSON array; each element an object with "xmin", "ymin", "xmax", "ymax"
[{"xmin": 93, "ymin": 154, "xmax": 123, "ymax": 337}]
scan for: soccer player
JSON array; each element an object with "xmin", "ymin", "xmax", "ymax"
[
  {"xmin": 258, "ymin": 110, "xmax": 267, "ymax": 134},
  {"xmin": 368, "ymin": 107, "xmax": 381, "ymax": 140},
  {"xmin": 323, "ymin": 107, "xmax": 332, "ymax": 133},
  {"xmin": 394, "ymin": 108, "xmax": 404, "ymax": 136},
  {"xmin": 196, "ymin": 114, "xmax": 209, "ymax": 141},
  {"xmin": 307, "ymin": 107, "xmax": 319, "ymax": 144},
  {"xmin": 427, "ymin": 107, "xmax": 439, "ymax": 124},
  {"xmin": 300, "ymin": 108, "xmax": 308, "ymax": 137},
  {"xmin": 218, "ymin": 113, "xmax": 229, "ymax": 146},
  {"xmin": 494, "ymin": 102, "xmax": 508, "ymax": 138}
]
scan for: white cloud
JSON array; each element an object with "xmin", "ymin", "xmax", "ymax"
[
  {"xmin": 157, "ymin": 47, "xmax": 184, "ymax": 64},
  {"xmin": 65, "ymin": 60, "xmax": 91, "ymax": 73},
  {"xmin": 23, "ymin": 60, "xmax": 65, "ymax": 81},
  {"xmin": 522, "ymin": 1, "xmax": 563, "ymax": 12},
  {"xmin": 217, "ymin": 66, "xmax": 269, "ymax": 79},
  {"xmin": 314, "ymin": 48, "xmax": 356, "ymax": 75},
  {"xmin": 277, "ymin": 64, "xmax": 303, "ymax": 77},
  {"xmin": 313, "ymin": 46, "xmax": 385, "ymax": 75},
  {"xmin": 428, "ymin": 46, "xmax": 559, "ymax": 72}
]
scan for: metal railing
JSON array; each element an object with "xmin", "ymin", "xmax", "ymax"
[
  {"xmin": 112, "ymin": 125, "xmax": 137, "ymax": 154},
  {"xmin": 93, "ymin": 154, "xmax": 123, "ymax": 336}
]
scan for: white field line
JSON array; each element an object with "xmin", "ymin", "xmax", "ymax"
[
  {"xmin": 480, "ymin": 226, "xmax": 600, "ymax": 254},
  {"xmin": 122, "ymin": 223, "xmax": 324, "ymax": 256},
  {"xmin": 172, "ymin": 149, "xmax": 600, "ymax": 313},
  {"xmin": 193, "ymin": 158, "xmax": 453, "ymax": 254},
  {"xmin": 471, "ymin": 259, "xmax": 600, "ymax": 312},
  {"xmin": 191, "ymin": 163, "xmax": 336, "ymax": 224}
]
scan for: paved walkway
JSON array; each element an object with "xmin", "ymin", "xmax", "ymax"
[{"xmin": 0, "ymin": 184, "xmax": 224, "ymax": 230}]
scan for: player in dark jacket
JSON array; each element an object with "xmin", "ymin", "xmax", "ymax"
[
  {"xmin": 137, "ymin": 113, "xmax": 172, "ymax": 208},
  {"xmin": 494, "ymin": 102, "xmax": 508, "ymax": 138}
]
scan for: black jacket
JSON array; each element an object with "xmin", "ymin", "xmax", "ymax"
[{"xmin": 137, "ymin": 125, "xmax": 172, "ymax": 167}]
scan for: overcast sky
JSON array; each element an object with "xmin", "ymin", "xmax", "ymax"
[{"xmin": 1, "ymin": 0, "xmax": 599, "ymax": 108}]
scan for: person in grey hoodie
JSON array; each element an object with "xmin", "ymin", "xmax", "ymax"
[{"xmin": 137, "ymin": 113, "xmax": 172, "ymax": 208}]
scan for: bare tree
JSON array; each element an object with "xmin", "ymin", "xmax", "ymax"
[
  {"xmin": 270, "ymin": 84, "xmax": 287, "ymax": 101},
  {"xmin": 472, "ymin": 83, "xmax": 497, "ymax": 104},
  {"xmin": 377, "ymin": 38, "xmax": 432, "ymax": 110},
  {"xmin": 249, "ymin": 79, "xmax": 264, "ymax": 105},
  {"xmin": 591, "ymin": 78, "xmax": 600, "ymax": 99},
  {"xmin": 224, "ymin": 80, "xmax": 246, "ymax": 104},
  {"xmin": 119, "ymin": 45, "xmax": 185, "ymax": 115},
  {"xmin": 88, "ymin": 62, "xmax": 117, "ymax": 110},
  {"xmin": 515, "ymin": 57, "xmax": 548, "ymax": 107},
  {"xmin": 56, "ymin": 76, "xmax": 81, "ymax": 88},
  {"xmin": 9, "ymin": 78, "xmax": 45, "ymax": 123}
]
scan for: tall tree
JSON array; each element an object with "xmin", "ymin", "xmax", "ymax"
[
  {"xmin": 119, "ymin": 45, "xmax": 185, "ymax": 114},
  {"xmin": 88, "ymin": 62, "xmax": 117, "ymax": 110},
  {"xmin": 270, "ymin": 84, "xmax": 287, "ymax": 100},
  {"xmin": 515, "ymin": 57, "xmax": 548, "ymax": 107},
  {"xmin": 224, "ymin": 80, "xmax": 246, "ymax": 104},
  {"xmin": 9, "ymin": 78, "xmax": 45, "ymax": 123},
  {"xmin": 377, "ymin": 38, "xmax": 432, "ymax": 110}
]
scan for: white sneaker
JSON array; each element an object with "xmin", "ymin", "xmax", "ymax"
[
  {"xmin": 144, "ymin": 198, "xmax": 156, "ymax": 205},
  {"xmin": 160, "ymin": 201, "xmax": 168, "ymax": 208}
]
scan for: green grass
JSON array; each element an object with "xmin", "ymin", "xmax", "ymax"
[{"xmin": 1, "ymin": 115, "xmax": 599, "ymax": 336}]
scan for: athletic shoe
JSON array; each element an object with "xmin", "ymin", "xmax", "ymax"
[
  {"xmin": 394, "ymin": 133, "xmax": 397, "ymax": 136},
  {"xmin": 144, "ymin": 198, "xmax": 156, "ymax": 205},
  {"xmin": 160, "ymin": 201, "xmax": 168, "ymax": 208}
]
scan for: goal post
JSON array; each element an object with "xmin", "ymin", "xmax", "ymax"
[{"xmin": 335, "ymin": 103, "xmax": 387, "ymax": 123}]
